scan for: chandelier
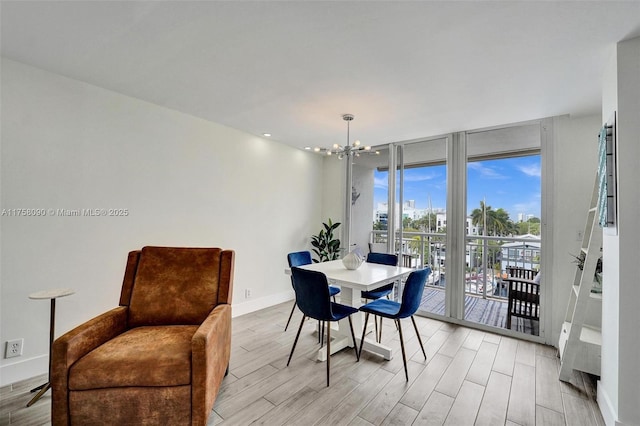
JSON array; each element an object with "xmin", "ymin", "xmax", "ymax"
[{"xmin": 313, "ymin": 114, "xmax": 379, "ymax": 159}]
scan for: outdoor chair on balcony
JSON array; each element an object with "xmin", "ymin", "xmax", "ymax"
[
  {"xmin": 507, "ymin": 266, "xmax": 537, "ymax": 281},
  {"xmin": 505, "ymin": 267, "xmax": 541, "ymax": 334}
]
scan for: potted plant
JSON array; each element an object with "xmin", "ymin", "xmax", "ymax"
[
  {"xmin": 570, "ymin": 251, "xmax": 603, "ymax": 292},
  {"xmin": 311, "ymin": 219, "xmax": 341, "ymax": 263}
]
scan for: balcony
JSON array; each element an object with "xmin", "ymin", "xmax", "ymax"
[{"xmin": 371, "ymin": 230, "xmax": 540, "ymax": 335}]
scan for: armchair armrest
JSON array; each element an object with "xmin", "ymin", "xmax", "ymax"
[
  {"xmin": 191, "ymin": 304, "xmax": 231, "ymax": 426},
  {"xmin": 52, "ymin": 306, "xmax": 128, "ymax": 426}
]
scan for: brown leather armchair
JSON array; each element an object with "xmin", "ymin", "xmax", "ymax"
[{"xmin": 51, "ymin": 246, "xmax": 234, "ymax": 425}]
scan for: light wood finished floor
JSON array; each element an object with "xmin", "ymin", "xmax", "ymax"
[{"xmin": 1, "ymin": 302, "xmax": 604, "ymax": 426}]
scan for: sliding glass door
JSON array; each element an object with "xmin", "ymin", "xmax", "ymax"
[
  {"xmin": 397, "ymin": 138, "xmax": 448, "ymax": 317},
  {"xmin": 350, "ymin": 120, "xmax": 548, "ymax": 339},
  {"xmin": 464, "ymin": 124, "xmax": 543, "ymax": 336}
]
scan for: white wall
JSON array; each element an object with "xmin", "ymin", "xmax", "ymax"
[
  {"xmin": 320, "ymin": 156, "xmax": 346, "ymax": 252},
  {"xmin": 598, "ymin": 36, "xmax": 640, "ymax": 426},
  {"xmin": 351, "ymin": 163, "xmax": 374, "ymax": 253},
  {"xmin": 549, "ymin": 114, "xmax": 601, "ymax": 345},
  {"xmin": 0, "ymin": 59, "xmax": 324, "ymax": 385}
]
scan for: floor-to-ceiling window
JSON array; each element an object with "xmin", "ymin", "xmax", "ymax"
[
  {"xmin": 353, "ymin": 120, "xmax": 547, "ymax": 339},
  {"xmin": 397, "ymin": 138, "xmax": 449, "ymax": 317},
  {"xmin": 465, "ymin": 154, "xmax": 542, "ymax": 335},
  {"xmin": 463, "ymin": 123, "xmax": 543, "ymax": 337}
]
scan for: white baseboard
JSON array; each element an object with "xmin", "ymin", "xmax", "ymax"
[
  {"xmin": 0, "ymin": 293, "xmax": 294, "ymax": 387},
  {"xmin": 232, "ymin": 290, "xmax": 293, "ymax": 318},
  {"xmin": 0, "ymin": 354, "xmax": 48, "ymax": 387},
  {"xmin": 597, "ymin": 380, "xmax": 619, "ymax": 426}
]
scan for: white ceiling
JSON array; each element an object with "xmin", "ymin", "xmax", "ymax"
[{"xmin": 2, "ymin": 1, "xmax": 639, "ymax": 151}]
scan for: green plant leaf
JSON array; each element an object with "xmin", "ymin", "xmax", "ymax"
[{"xmin": 310, "ymin": 219, "xmax": 342, "ymax": 263}]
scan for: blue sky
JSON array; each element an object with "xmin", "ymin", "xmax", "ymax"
[{"xmin": 373, "ymin": 155, "xmax": 541, "ymax": 220}]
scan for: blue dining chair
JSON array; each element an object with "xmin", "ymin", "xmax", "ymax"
[
  {"xmin": 358, "ymin": 267, "xmax": 431, "ymax": 381},
  {"xmin": 361, "ymin": 252, "xmax": 398, "ymax": 342},
  {"xmin": 285, "ymin": 251, "xmax": 341, "ymax": 335},
  {"xmin": 287, "ymin": 267, "xmax": 359, "ymax": 386}
]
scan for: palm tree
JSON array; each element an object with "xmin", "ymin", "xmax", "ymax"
[
  {"xmin": 471, "ymin": 200, "xmax": 492, "ymax": 236},
  {"xmin": 471, "ymin": 201, "xmax": 513, "ymax": 236},
  {"xmin": 493, "ymin": 208, "xmax": 514, "ymax": 236}
]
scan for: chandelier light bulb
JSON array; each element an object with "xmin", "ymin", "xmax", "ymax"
[{"xmin": 313, "ymin": 114, "xmax": 376, "ymax": 157}]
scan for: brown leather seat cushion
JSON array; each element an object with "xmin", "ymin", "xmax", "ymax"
[{"xmin": 69, "ymin": 325, "xmax": 198, "ymax": 390}]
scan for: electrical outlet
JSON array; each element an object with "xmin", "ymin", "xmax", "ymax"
[
  {"xmin": 5, "ymin": 339, "xmax": 23, "ymax": 358},
  {"xmin": 245, "ymin": 288, "xmax": 252, "ymax": 299}
]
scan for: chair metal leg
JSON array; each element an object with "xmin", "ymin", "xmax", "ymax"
[
  {"xmin": 397, "ymin": 319, "xmax": 409, "ymax": 382},
  {"xmin": 411, "ymin": 316, "xmax": 427, "ymax": 360},
  {"xmin": 320, "ymin": 321, "xmax": 325, "ymax": 345},
  {"xmin": 387, "ymin": 294, "xmax": 399, "ymax": 331},
  {"xmin": 378, "ymin": 317, "xmax": 383, "ymax": 343},
  {"xmin": 374, "ymin": 314, "xmax": 379, "ymax": 342},
  {"xmin": 326, "ymin": 321, "xmax": 331, "ymax": 387},
  {"xmin": 358, "ymin": 312, "xmax": 370, "ymax": 359},
  {"xmin": 284, "ymin": 301, "xmax": 297, "ymax": 331},
  {"xmin": 348, "ymin": 316, "xmax": 359, "ymax": 361},
  {"xmin": 287, "ymin": 316, "xmax": 306, "ymax": 366}
]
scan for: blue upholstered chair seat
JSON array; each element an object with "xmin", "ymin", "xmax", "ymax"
[
  {"xmin": 359, "ymin": 298, "xmax": 401, "ymax": 318},
  {"xmin": 329, "ymin": 286, "xmax": 341, "ymax": 297},
  {"xmin": 360, "ymin": 283, "xmax": 393, "ymax": 300},
  {"xmin": 329, "ymin": 302, "xmax": 358, "ymax": 319}
]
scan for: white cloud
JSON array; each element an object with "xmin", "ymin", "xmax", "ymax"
[
  {"xmin": 374, "ymin": 176, "xmax": 387, "ymax": 189},
  {"xmin": 468, "ymin": 162, "xmax": 507, "ymax": 179},
  {"xmin": 518, "ymin": 164, "xmax": 541, "ymax": 177},
  {"xmin": 404, "ymin": 171, "xmax": 440, "ymax": 182}
]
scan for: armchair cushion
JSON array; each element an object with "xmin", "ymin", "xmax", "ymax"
[{"xmin": 69, "ymin": 325, "xmax": 197, "ymax": 389}]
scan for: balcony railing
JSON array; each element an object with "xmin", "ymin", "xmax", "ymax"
[{"xmin": 371, "ymin": 230, "xmax": 541, "ymax": 300}]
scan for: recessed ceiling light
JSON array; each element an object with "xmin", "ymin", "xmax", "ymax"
[
  {"xmin": 304, "ymin": 147, "xmax": 311, "ymax": 150},
  {"xmin": 262, "ymin": 133, "xmax": 271, "ymax": 137}
]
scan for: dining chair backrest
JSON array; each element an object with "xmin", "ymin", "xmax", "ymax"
[
  {"xmin": 288, "ymin": 251, "xmax": 312, "ymax": 268},
  {"xmin": 291, "ymin": 267, "xmax": 333, "ymax": 321},
  {"xmin": 397, "ymin": 267, "xmax": 431, "ymax": 318},
  {"xmin": 366, "ymin": 252, "xmax": 398, "ymax": 267}
]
